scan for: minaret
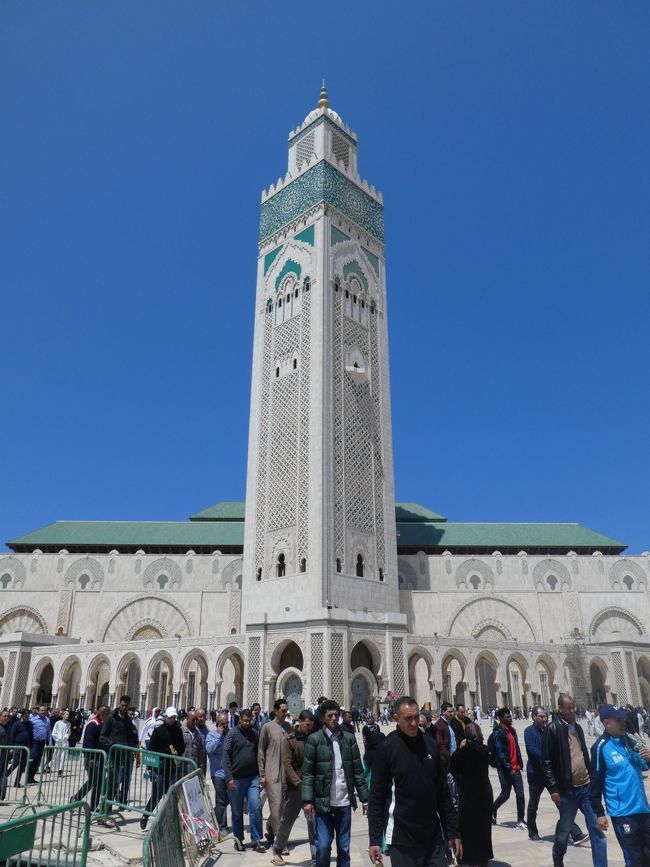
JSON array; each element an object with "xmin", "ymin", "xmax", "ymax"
[{"xmin": 242, "ymin": 86, "xmax": 405, "ymax": 708}]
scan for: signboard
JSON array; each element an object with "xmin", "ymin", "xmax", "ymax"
[
  {"xmin": 181, "ymin": 776, "xmax": 217, "ymax": 844},
  {"xmin": 141, "ymin": 751, "xmax": 160, "ymax": 769}
]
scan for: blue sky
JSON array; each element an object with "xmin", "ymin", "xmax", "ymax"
[{"xmin": 1, "ymin": 2, "xmax": 648, "ymax": 552}]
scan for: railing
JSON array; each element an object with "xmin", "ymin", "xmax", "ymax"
[
  {"xmin": 103, "ymin": 744, "xmax": 197, "ymax": 817},
  {"xmin": 143, "ymin": 768, "xmax": 218, "ymax": 867},
  {"xmin": 36, "ymin": 746, "xmax": 106, "ymax": 819},
  {"xmin": 0, "ymin": 744, "xmax": 31, "ymax": 806},
  {"xmin": 0, "ymin": 801, "xmax": 91, "ymax": 866}
]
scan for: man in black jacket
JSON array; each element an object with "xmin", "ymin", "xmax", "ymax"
[
  {"xmin": 368, "ymin": 696, "xmax": 461, "ymax": 867},
  {"xmin": 72, "ymin": 706, "xmax": 109, "ymax": 812},
  {"xmin": 140, "ymin": 707, "xmax": 185, "ymax": 830},
  {"xmin": 9, "ymin": 709, "xmax": 32, "ymax": 788},
  {"xmin": 100, "ymin": 695, "xmax": 139, "ymax": 810},
  {"xmin": 542, "ymin": 693, "xmax": 606, "ymax": 867}
]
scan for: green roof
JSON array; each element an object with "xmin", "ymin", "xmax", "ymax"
[
  {"xmin": 189, "ymin": 502, "xmax": 246, "ymax": 522},
  {"xmin": 395, "ymin": 521, "xmax": 626, "ymax": 553},
  {"xmin": 395, "ymin": 503, "xmax": 447, "ymax": 522}
]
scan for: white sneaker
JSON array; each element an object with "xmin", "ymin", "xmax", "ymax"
[{"xmin": 516, "ymin": 821, "xmax": 527, "ymax": 831}]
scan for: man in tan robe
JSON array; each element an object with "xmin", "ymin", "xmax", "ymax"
[{"xmin": 258, "ymin": 698, "xmax": 293, "ymax": 846}]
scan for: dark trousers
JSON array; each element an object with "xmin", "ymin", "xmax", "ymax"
[
  {"xmin": 144, "ymin": 768, "xmax": 177, "ymax": 815},
  {"xmin": 27, "ymin": 740, "xmax": 47, "ymax": 782},
  {"xmin": 10, "ymin": 749, "xmax": 29, "ymax": 786},
  {"xmin": 553, "ymin": 784, "xmax": 606, "ymax": 867},
  {"xmin": 493, "ymin": 768, "xmax": 525, "ymax": 822},
  {"xmin": 611, "ymin": 814, "xmax": 650, "ymax": 867},
  {"xmin": 526, "ymin": 774, "xmax": 582, "ymax": 840},
  {"xmin": 389, "ymin": 841, "xmax": 447, "ymax": 867},
  {"xmin": 211, "ymin": 775, "xmax": 229, "ymax": 833},
  {"xmin": 72, "ymin": 758, "xmax": 104, "ymax": 812}
]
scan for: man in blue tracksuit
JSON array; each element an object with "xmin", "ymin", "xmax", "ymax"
[{"xmin": 590, "ymin": 704, "xmax": 650, "ymax": 866}]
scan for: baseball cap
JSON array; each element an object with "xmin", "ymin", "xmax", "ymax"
[
  {"xmin": 164, "ymin": 706, "xmax": 178, "ymax": 718},
  {"xmin": 599, "ymin": 704, "xmax": 628, "ymax": 722}
]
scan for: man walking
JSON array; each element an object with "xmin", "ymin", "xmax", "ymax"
[
  {"xmin": 449, "ymin": 704, "xmax": 468, "ymax": 745},
  {"xmin": 182, "ymin": 710, "xmax": 206, "ymax": 775},
  {"xmin": 302, "ymin": 699, "xmax": 369, "ymax": 867},
  {"xmin": 223, "ymin": 708, "xmax": 265, "ymax": 852},
  {"xmin": 100, "ymin": 694, "xmax": 139, "ymax": 808},
  {"xmin": 542, "ymin": 693, "xmax": 606, "ymax": 867},
  {"xmin": 26, "ymin": 705, "xmax": 51, "ymax": 784},
  {"xmin": 72, "ymin": 706, "xmax": 109, "ymax": 812},
  {"xmin": 251, "ymin": 703, "xmax": 268, "ymax": 736},
  {"xmin": 491, "ymin": 707, "xmax": 526, "ymax": 829},
  {"xmin": 270, "ymin": 709, "xmax": 316, "ymax": 866},
  {"xmin": 590, "ymin": 704, "xmax": 650, "ymax": 866},
  {"xmin": 433, "ymin": 703, "xmax": 456, "ymax": 769},
  {"xmin": 140, "ymin": 707, "xmax": 185, "ymax": 830},
  {"xmin": 206, "ymin": 711, "xmax": 230, "ymax": 838},
  {"xmin": 258, "ymin": 698, "xmax": 293, "ymax": 847},
  {"xmin": 9, "ymin": 708, "xmax": 32, "ymax": 787},
  {"xmin": 524, "ymin": 706, "xmax": 585, "ymax": 843},
  {"xmin": 227, "ymin": 701, "xmax": 240, "ymax": 730},
  {"xmin": 368, "ymin": 696, "xmax": 461, "ymax": 867}
]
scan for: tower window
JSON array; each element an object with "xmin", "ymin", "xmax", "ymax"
[
  {"xmin": 300, "ymin": 558, "xmax": 306, "ymax": 573},
  {"xmin": 623, "ymin": 574, "xmax": 634, "ymax": 590},
  {"xmin": 336, "ymin": 558, "xmax": 341, "ymax": 573},
  {"xmin": 275, "ymin": 367, "xmax": 280, "ymax": 378},
  {"xmin": 469, "ymin": 574, "xmax": 481, "ymax": 590},
  {"xmin": 356, "ymin": 554, "xmax": 364, "ymax": 578},
  {"xmin": 293, "ymin": 358, "xmax": 297, "ymax": 370},
  {"xmin": 256, "ymin": 567, "xmax": 262, "ymax": 582},
  {"xmin": 370, "ymin": 305, "xmax": 375, "ymax": 314},
  {"xmin": 546, "ymin": 574, "xmax": 558, "ymax": 591},
  {"xmin": 353, "ymin": 295, "xmax": 357, "ymax": 303},
  {"xmin": 267, "ymin": 300, "xmax": 272, "ymax": 313},
  {"xmin": 157, "ymin": 575, "xmax": 169, "ymax": 589},
  {"xmin": 345, "ymin": 290, "xmax": 349, "ymax": 299},
  {"xmin": 278, "ymin": 298, "xmax": 282, "ymax": 307},
  {"xmin": 295, "ymin": 289, "xmax": 299, "ymax": 298},
  {"xmin": 0, "ymin": 573, "xmax": 11, "ymax": 589},
  {"xmin": 78, "ymin": 573, "xmax": 91, "ymax": 590},
  {"xmin": 277, "ymin": 553, "xmax": 286, "ymax": 578},
  {"xmin": 379, "ymin": 568, "xmax": 384, "ymax": 582},
  {"xmin": 334, "ymin": 279, "xmax": 340, "ymax": 292},
  {"xmin": 361, "ymin": 300, "xmax": 365, "ymax": 309},
  {"xmin": 304, "ymin": 277, "xmax": 311, "ymax": 292}
]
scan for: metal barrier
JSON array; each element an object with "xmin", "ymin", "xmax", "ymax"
[
  {"xmin": 0, "ymin": 800, "xmax": 90, "ymax": 866},
  {"xmin": 36, "ymin": 746, "xmax": 106, "ymax": 818},
  {"xmin": 104, "ymin": 744, "xmax": 197, "ymax": 817},
  {"xmin": 143, "ymin": 768, "xmax": 218, "ymax": 867},
  {"xmin": 0, "ymin": 744, "xmax": 31, "ymax": 806}
]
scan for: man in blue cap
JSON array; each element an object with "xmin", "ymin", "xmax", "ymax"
[{"xmin": 590, "ymin": 704, "xmax": 650, "ymax": 866}]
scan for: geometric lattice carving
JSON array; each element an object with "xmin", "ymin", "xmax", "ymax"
[
  {"xmin": 0, "ymin": 557, "xmax": 26, "ymax": 588},
  {"xmin": 448, "ymin": 597, "xmax": 537, "ymax": 643},
  {"xmin": 331, "ymin": 132, "xmax": 350, "ymax": 168},
  {"xmin": 532, "ymin": 558, "xmax": 571, "ymax": 590},
  {"xmin": 455, "ymin": 559, "xmax": 495, "ymax": 589},
  {"xmin": 56, "ymin": 590, "xmax": 73, "ymax": 635},
  {"xmin": 331, "ymin": 633, "xmax": 345, "ymax": 705},
  {"xmin": 297, "ymin": 291, "xmax": 311, "ymax": 561},
  {"xmin": 369, "ymin": 315, "xmax": 385, "ymax": 572},
  {"xmin": 310, "ymin": 633, "xmax": 324, "ymax": 703},
  {"xmin": 221, "ymin": 558, "xmax": 243, "ymax": 590},
  {"xmin": 228, "ymin": 589, "xmax": 242, "ymax": 634},
  {"xmin": 102, "ymin": 595, "xmax": 192, "ymax": 642},
  {"xmin": 609, "ymin": 559, "xmax": 647, "ymax": 590},
  {"xmin": 296, "ymin": 131, "xmax": 315, "ymax": 170},
  {"xmin": 344, "ymin": 318, "xmax": 374, "ymax": 535},
  {"xmin": 391, "ymin": 636, "xmax": 406, "ymax": 696},
  {"xmin": 255, "ymin": 319, "xmax": 274, "ymax": 571},
  {"xmin": 143, "ymin": 558, "xmax": 183, "ymax": 590},
  {"xmin": 247, "ymin": 636, "xmax": 261, "ymax": 706},
  {"xmin": 611, "ymin": 651, "xmax": 627, "ymax": 703},
  {"xmin": 590, "ymin": 607, "xmax": 644, "ymax": 642},
  {"xmin": 0, "ymin": 606, "xmax": 47, "ymax": 634},
  {"xmin": 626, "ymin": 651, "xmax": 640, "ymax": 705},
  {"xmin": 1, "ymin": 651, "xmax": 17, "ymax": 708},
  {"xmin": 14, "ymin": 652, "xmax": 31, "ymax": 707},
  {"xmin": 64, "ymin": 557, "xmax": 104, "ymax": 590},
  {"xmin": 333, "ymin": 290, "xmax": 345, "ymax": 560},
  {"xmin": 268, "ymin": 371, "xmax": 299, "ymax": 532}
]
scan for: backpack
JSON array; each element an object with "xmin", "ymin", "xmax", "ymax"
[{"xmin": 486, "ymin": 730, "xmax": 498, "ymax": 768}]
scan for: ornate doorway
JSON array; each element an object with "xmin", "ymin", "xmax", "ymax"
[
  {"xmin": 284, "ymin": 674, "xmax": 303, "ymax": 716},
  {"xmin": 351, "ymin": 673, "xmax": 370, "ymax": 710}
]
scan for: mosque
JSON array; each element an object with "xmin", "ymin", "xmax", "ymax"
[{"xmin": 1, "ymin": 87, "xmax": 649, "ymax": 718}]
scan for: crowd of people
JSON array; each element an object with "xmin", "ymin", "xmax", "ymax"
[{"xmin": 1, "ymin": 694, "xmax": 649, "ymax": 866}]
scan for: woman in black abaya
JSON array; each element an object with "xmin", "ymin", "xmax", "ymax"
[{"xmin": 449, "ymin": 721, "xmax": 494, "ymax": 867}]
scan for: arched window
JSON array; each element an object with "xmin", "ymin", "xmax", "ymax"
[
  {"xmin": 623, "ymin": 574, "xmax": 634, "ymax": 591},
  {"xmin": 266, "ymin": 299, "xmax": 272, "ymax": 313},
  {"xmin": 277, "ymin": 553, "xmax": 286, "ymax": 578},
  {"xmin": 275, "ymin": 367, "xmax": 280, "ymax": 378},
  {"xmin": 356, "ymin": 554, "xmax": 364, "ymax": 578},
  {"xmin": 256, "ymin": 567, "xmax": 262, "ymax": 582},
  {"xmin": 293, "ymin": 358, "xmax": 297, "ymax": 370},
  {"xmin": 300, "ymin": 558, "xmax": 306, "ymax": 573},
  {"xmin": 157, "ymin": 575, "xmax": 169, "ymax": 589},
  {"xmin": 379, "ymin": 568, "xmax": 384, "ymax": 582},
  {"xmin": 0, "ymin": 573, "xmax": 12, "ymax": 589},
  {"xmin": 546, "ymin": 574, "xmax": 558, "ymax": 591},
  {"xmin": 469, "ymin": 574, "xmax": 481, "ymax": 590},
  {"xmin": 336, "ymin": 558, "xmax": 341, "ymax": 573},
  {"xmin": 304, "ymin": 277, "xmax": 311, "ymax": 292},
  {"xmin": 334, "ymin": 279, "xmax": 340, "ymax": 292},
  {"xmin": 78, "ymin": 574, "xmax": 90, "ymax": 590}
]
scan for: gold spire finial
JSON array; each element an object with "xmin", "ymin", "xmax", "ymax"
[{"xmin": 317, "ymin": 80, "xmax": 329, "ymax": 109}]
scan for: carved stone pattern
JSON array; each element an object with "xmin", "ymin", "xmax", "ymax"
[
  {"xmin": 611, "ymin": 651, "xmax": 627, "ymax": 703},
  {"xmin": 532, "ymin": 558, "xmax": 571, "ymax": 588},
  {"xmin": 566, "ymin": 592, "xmax": 582, "ymax": 631},
  {"xmin": 268, "ymin": 321, "xmax": 300, "ymax": 531},
  {"xmin": 344, "ymin": 318, "xmax": 373, "ymax": 535},
  {"xmin": 221, "ymin": 558, "xmax": 243, "ymax": 590},
  {"xmin": 143, "ymin": 558, "xmax": 183, "ymax": 589},
  {"xmin": 333, "ymin": 290, "xmax": 345, "ymax": 558},
  {"xmin": 102, "ymin": 595, "xmax": 192, "ymax": 642},
  {"xmin": 0, "ymin": 606, "xmax": 47, "ymax": 634},
  {"xmin": 64, "ymin": 557, "xmax": 104, "ymax": 589},
  {"xmin": 228, "ymin": 590, "xmax": 242, "ymax": 634},
  {"xmin": 255, "ymin": 318, "xmax": 273, "ymax": 571},
  {"xmin": 0, "ymin": 557, "xmax": 26, "ymax": 587},
  {"xmin": 56, "ymin": 590, "xmax": 73, "ymax": 634},
  {"xmin": 370, "ymin": 316, "xmax": 385, "ymax": 571},
  {"xmin": 297, "ymin": 291, "xmax": 311, "ymax": 560},
  {"xmin": 392, "ymin": 637, "xmax": 406, "ymax": 696},
  {"xmin": 247, "ymin": 636, "xmax": 261, "ymax": 706},
  {"xmin": 330, "ymin": 633, "xmax": 345, "ymax": 705},
  {"xmin": 14, "ymin": 653, "xmax": 31, "ymax": 707},
  {"xmin": 260, "ymin": 161, "xmax": 384, "ymax": 242},
  {"xmin": 609, "ymin": 559, "xmax": 647, "ymax": 587},
  {"xmin": 1, "ymin": 652, "xmax": 17, "ymax": 707},
  {"xmin": 455, "ymin": 559, "xmax": 495, "ymax": 588},
  {"xmin": 310, "ymin": 633, "xmax": 324, "ymax": 703},
  {"xmin": 296, "ymin": 131, "xmax": 315, "ymax": 170},
  {"xmin": 331, "ymin": 133, "xmax": 350, "ymax": 168},
  {"xmin": 625, "ymin": 651, "xmax": 640, "ymax": 705}
]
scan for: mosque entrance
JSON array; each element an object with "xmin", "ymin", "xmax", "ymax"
[
  {"xmin": 284, "ymin": 674, "xmax": 303, "ymax": 716},
  {"xmin": 351, "ymin": 673, "xmax": 371, "ymax": 710}
]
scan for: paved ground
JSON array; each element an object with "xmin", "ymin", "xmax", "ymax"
[{"xmin": 7, "ymin": 718, "xmax": 645, "ymax": 865}]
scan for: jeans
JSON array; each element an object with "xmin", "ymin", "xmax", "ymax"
[
  {"xmin": 493, "ymin": 769, "xmax": 525, "ymax": 823},
  {"xmin": 553, "ymin": 784, "xmax": 607, "ymax": 866},
  {"xmin": 315, "ymin": 806, "xmax": 352, "ymax": 867},
  {"xmin": 228, "ymin": 775, "xmax": 262, "ymax": 844},
  {"xmin": 211, "ymin": 775, "xmax": 229, "ymax": 833},
  {"xmin": 526, "ymin": 774, "xmax": 583, "ymax": 840},
  {"xmin": 72, "ymin": 758, "xmax": 104, "ymax": 812},
  {"xmin": 10, "ymin": 749, "xmax": 29, "ymax": 786},
  {"xmin": 611, "ymin": 813, "xmax": 650, "ymax": 867},
  {"xmin": 144, "ymin": 767, "xmax": 177, "ymax": 815},
  {"xmin": 28, "ymin": 740, "xmax": 47, "ymax": 782},
  {"xmin": 274, "ymin": 787, "xmax": 316, "ymax": 858}
]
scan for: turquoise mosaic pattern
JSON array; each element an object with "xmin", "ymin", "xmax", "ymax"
[
  {"xmin": 260, "ymin": 161, "xmax": 384, "ymax": 243},
  {"xmin": 290, "ymin": 114, "xmax": 356, "ymax": 147},
  {"xmin": 294, "ymin": 224, "xmax": 315, "ymax": 246},
  {"xmin": 275, "ymin": 258, "xmax": 302, "ymax": 292},
  {"xmin": 331, "ymin": 226, "xmax": 350, "ymax": 246},
  {"xmin": 264, "ymin": 245, "xmax": 283, "ymax": 274},
  {"xmin": 362, "ymin": 247, "xmax": 380, "ymax": 275},
  {"xmin": 343, "ymin": 260, "xmax": 368, "ymax": 291}
]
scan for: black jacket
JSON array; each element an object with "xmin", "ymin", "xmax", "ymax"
[
  {"xmin": 542, "ymin": 717, "xmax": 591, "ymax": 795},
  {"xmin": 368, "ymin": 729, "xmax": 458, "ymax": 849},
  {"xmin": 222, "ymin": 726, "xmax": 259, "ymax": 781},
  {"xmin": 99, "ymin": 709, "xmax": 138, "ymax": 751},
  {"xmin": 149, "ymin": 721, "xmax": 185, "ymax": 758},
  {"xmin": 10, "ymin": 718, "xmax": 33, "ymax": 748}
]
